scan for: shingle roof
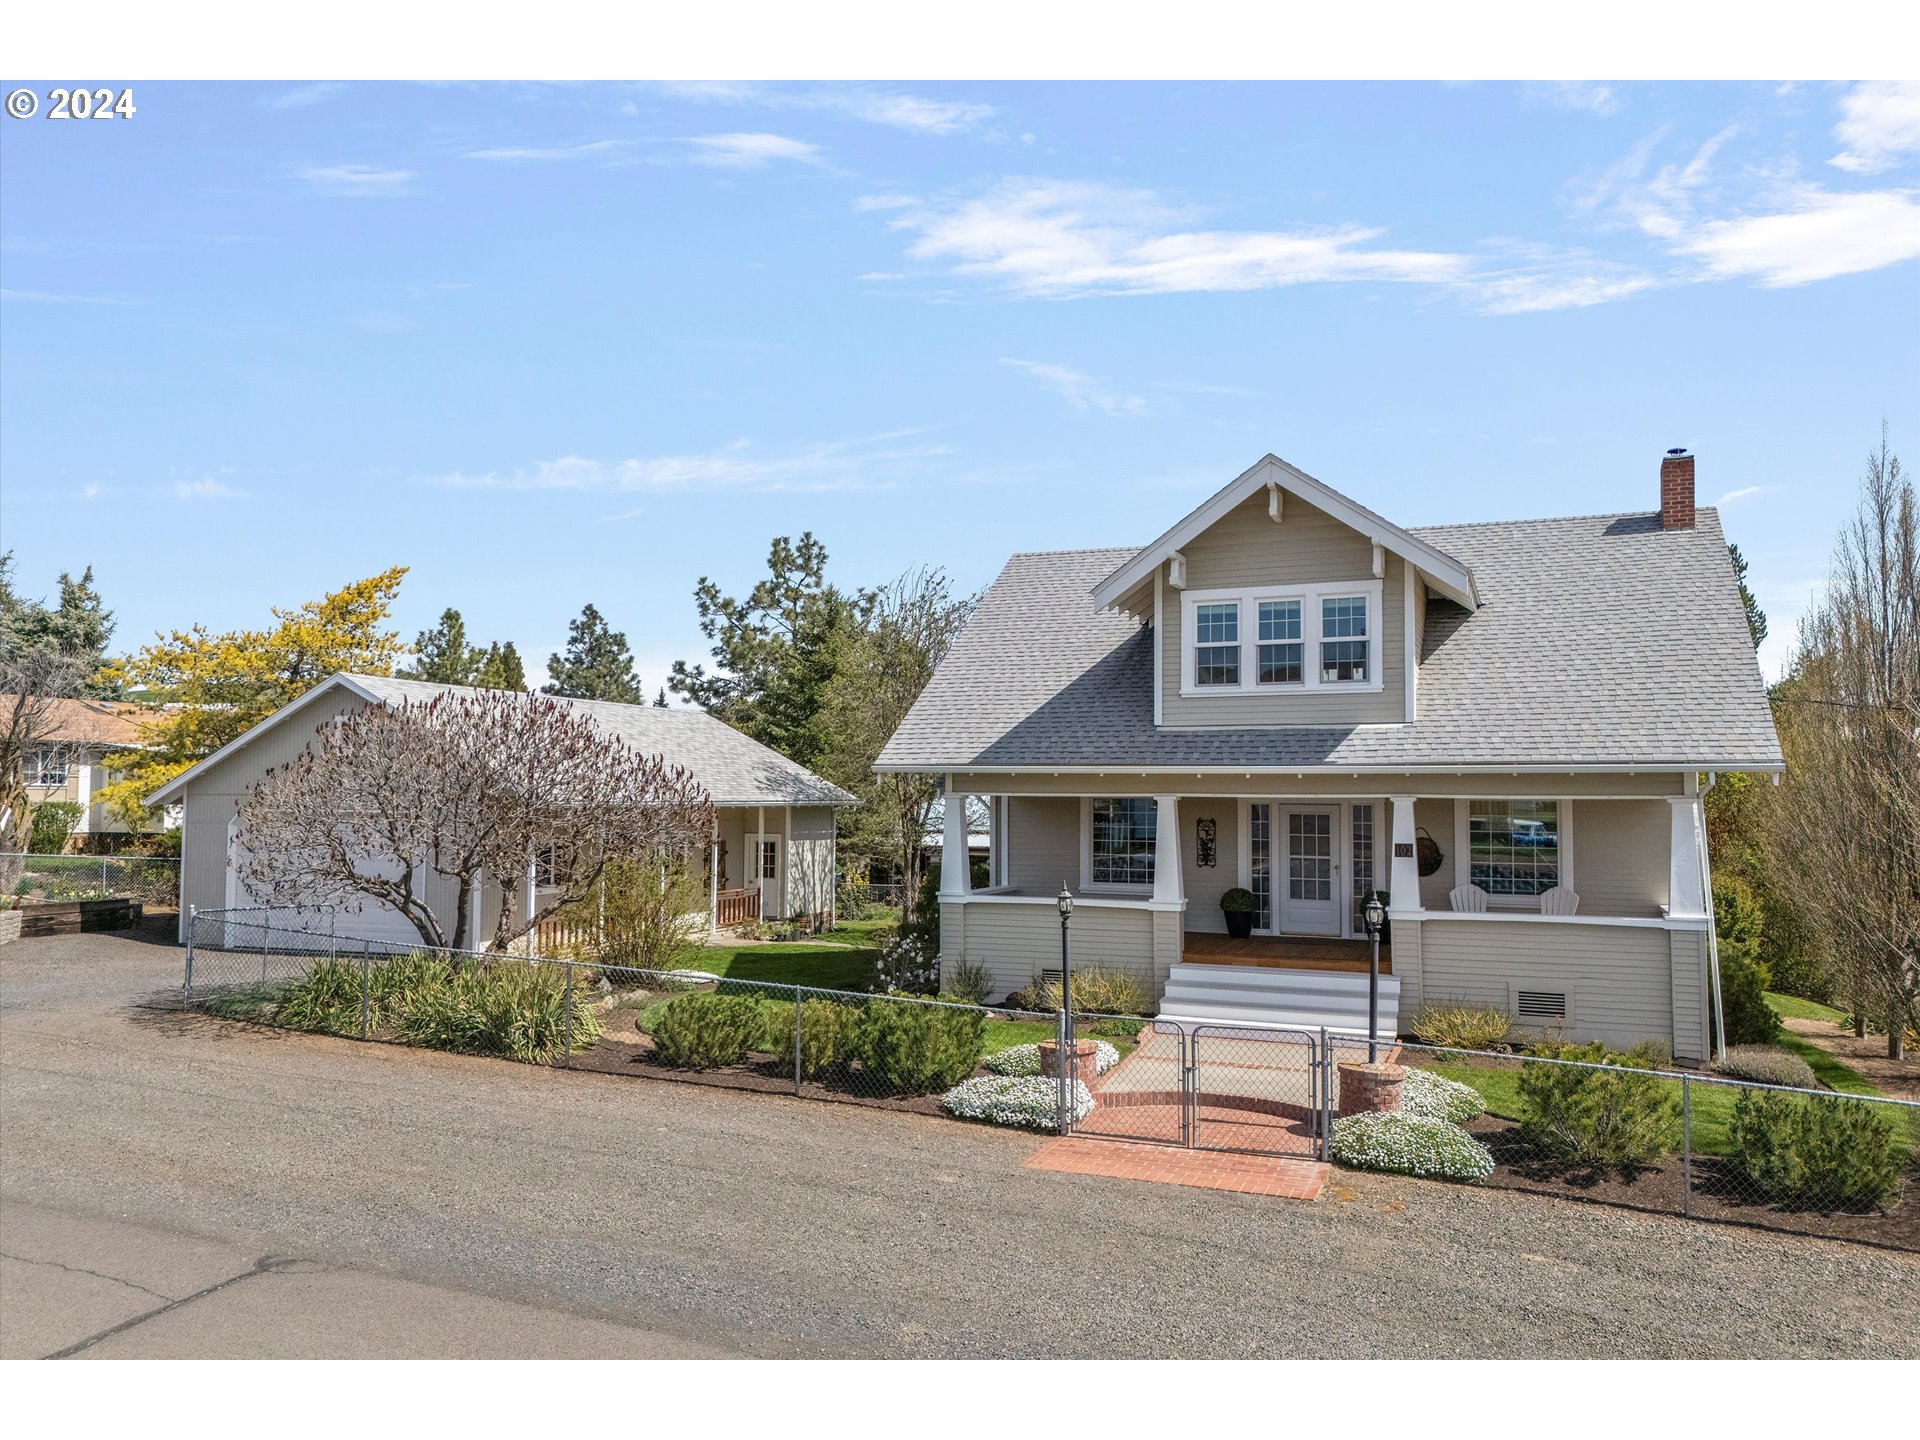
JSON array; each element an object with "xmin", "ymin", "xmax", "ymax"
[
  {"xmin": 348, "ymin": 676, "xmax": 857, "ymax": 807},
  {"xmin": 3, "ymin": 696, "xmax": 153, "ymax": 749},
  {"xmin": 877, "ymin": 510, "xmax": 1782, "ymax": 773}
]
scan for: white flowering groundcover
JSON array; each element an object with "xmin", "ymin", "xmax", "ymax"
[
  {"xmin": 1398, "ymin": 1066, "xmax": 1485, "ymax": 1125},
  {"xmin": 982, "ymin": 1040, "xmax": 1120, "ymax": 1078},
  {"xmin": 1329, "ymin": 1111, "xmax": 1495, "ymax": 1181},
  {"xmin": 943, "ymin": 1075, "xmax": 1094, "ymax": 1131}
]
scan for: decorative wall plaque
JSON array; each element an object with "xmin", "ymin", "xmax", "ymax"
[{"xmin": 1195, "ymin": 816, "xmax": 1217, "ymax": 868}]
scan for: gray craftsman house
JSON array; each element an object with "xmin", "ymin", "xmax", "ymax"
[
  {"xmin": 878, "ymin": 449, "xmax": 1780, "ymax": 1062},
  {"xmin": 148, "ymin": 674, "xmax": 855, "ymax": 948}
]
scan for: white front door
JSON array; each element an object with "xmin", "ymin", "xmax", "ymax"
[
  {"xmin": 749, "ymin": 833, "xmax": 783, "ymax": 920},
  {"xmin": 1280, "ymin": 807, "xmax": 1340, "ymax": 935}
]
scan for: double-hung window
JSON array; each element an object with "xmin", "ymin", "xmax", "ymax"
[
  {"xmin": 1319, "ymin": 595, "xmax": 1369, "ymax": 682},
  {"xmin": 1467, "ymin": 800, "xmax": 1561, "ymax": 896},
  {"xmin": 1193, "ymin": 602, "xmax": 1240, "ymax": 686},
  {"xmin": 1257, "ymin": 599, "xmax": 1303, "ymax": 685},
  {"xmin": 25, "ymin": 748, "xmax": 69, "ymax": 787},
  {"xmin": 1089, "ymin": 798, "xmax": 1156, "ymax": 887}
]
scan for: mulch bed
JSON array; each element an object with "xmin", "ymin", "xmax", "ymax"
[
  {"xmin": 567, "ymin": 1030, "xmax": 952, "ymax": 1118},
  {"xmin": 1463, "ymin": 1116, "xmax": 1920, "ymax": 1253}
]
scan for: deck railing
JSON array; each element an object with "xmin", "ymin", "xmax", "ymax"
[{"xmin": 715, "ymin": 886, "xmax": 760, "ymax": 928}]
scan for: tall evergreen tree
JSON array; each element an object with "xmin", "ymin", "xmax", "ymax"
[
  {"xmin": 476, "ymin": 640, "xmax": 527, "ymax": 692},
  {"xmin": 654, "ymin": 688, "xmax": 669, "ymax": 708},
  {"xmin": 403, "ymin": 608, "xmax": 484, "ymax": 685},
  {"xmin": 544, "ymin": 604, "xmax": 642, "ymax": 703},
  {"xmin": 1728, "ymin": 543, "xmax": 1768, "ymax": 648}
]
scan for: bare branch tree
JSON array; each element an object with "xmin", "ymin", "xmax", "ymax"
[
  {"xmin": 235, "ymin": 691, "xmax": 714, "ymax": 952},
  {"xmin": 1767, "ymin": 428, "xmax": 1920, "ymax": 1058}
]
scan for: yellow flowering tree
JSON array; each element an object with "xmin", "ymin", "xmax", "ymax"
[{"xmin": 97, "ymin": 568, "xmax": 409, "ymax": 827}]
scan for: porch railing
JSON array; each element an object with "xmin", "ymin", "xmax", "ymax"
[{"xmin": 715, "ymin": 886, "xmax": 760, "ymax": 928}]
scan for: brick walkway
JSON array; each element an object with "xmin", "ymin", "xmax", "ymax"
[{"xmin": 1022, "ymin": 1137, "xmax": 1329, "ymax": 1200}]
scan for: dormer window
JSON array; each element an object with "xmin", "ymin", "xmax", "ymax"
[
  {"xmin": 1319, "ymin": 595, "xmax": 1369, "ymax": 683},
  {"xmin": 1180, "ymin": 580, "xmax": 1383, "ymax": 696},
  {"xmin": 1194, "ymin": 602, "xmax": 1240, "ymax": 686}
]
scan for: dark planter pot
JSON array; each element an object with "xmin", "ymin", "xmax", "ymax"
[{"xmin": 1224, "ymin": 910, "xmax": 1255, "ymax": 939}]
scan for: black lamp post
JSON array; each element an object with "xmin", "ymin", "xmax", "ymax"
[
  {"xmin": 1056, "ymin": 885, "xmax": 1074, "ymax": 1131},
  {"xmin": 1363, "ymin": 894, "xmax": 1387, "ymax": 1062}
]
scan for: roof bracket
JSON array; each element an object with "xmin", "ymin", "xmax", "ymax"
[
  {"xmin": 1267, "ymin": 482, "xmax": 1284, "ymax": 523},
  {"xmin": 1371, "ymin": 541, "xmax": 1385, "ymax": 579},
  {"xmin": 1167, "ymin": 551, "xmax": 1187, "ymax": 589}
]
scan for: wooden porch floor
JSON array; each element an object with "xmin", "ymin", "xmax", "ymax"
[{"xmin": 1182, "ymin": 931, "xmax": 1392, "ymax": 975}]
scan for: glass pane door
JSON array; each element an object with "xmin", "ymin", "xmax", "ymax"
[
  {"xmin": 1287, "ymin": 811, "xmax": 1332, "ymax": 901},
  {"xmin": 1249, "ymin": 803, "xmax": 1272, "ymax": 931},
  {"xmin": 1351, "ymin": 803, "xmax": 1375, "ymax": 931}
]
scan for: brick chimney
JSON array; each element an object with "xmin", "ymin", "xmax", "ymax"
[{"xmin": 1660, "ymin": 447, "xmax": 1695, "ymax": 529}]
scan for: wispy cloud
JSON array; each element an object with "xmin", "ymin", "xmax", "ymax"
[
  {"xmin": 1714, "ymin": 484, "xmax": 1787, "ymax": 506},
  {"xmin": 1, "ymin": 288, "xmax": 141, "ymax": 306},
  {"xmin": 1526, "ymin": 82, "xmax": 1621, "ymax": 117},
  {"xmin": 465, "ymin": 139, "xmax": 630, "ymax": 162},
  {"xmin": 683, "ymin": 133, "xmax": 824, "ymax": 168},
  {"xmin": 172, "ymin": 478, "xmax": 247, "ymax": 501},
  {"xmin": 1674, "ymin": 185, "xmax": 1920, "ymax": 287},
  {"xmin": 1829, "ymin": 80, "xmax": 1920, "ymax": 174},
  {"xmin": 430, "ymin": 432, "xmax": 952, "ymax": 495},
  {"xmin": 660, "ymin": 82, "xmax": 992, "ymax": 136},
  {"xmin": 296, "ymin": 164, "xmax": 414, "ymax": 197},
  {"xmin": 266, "ymin": 82, "xmax": 342, "ymax": 111},
  {"xmin": 1001, "ymin": 359, "xmax": 1151, "ymax": 417},
  {"xmin": 875, "ymin": 180, "xmax": 1469, "ymax": 298},
  {"xmin": 1468, "ymin": 262, "xmax": 1659, "ymax": 314}
]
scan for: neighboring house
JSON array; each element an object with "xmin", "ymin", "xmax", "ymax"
[
  {"xmin": 878, "ymin": 449, "xmax": 1781, "ymax": 1062},
  {"xmin": 10, "ymin": 697, "xmax": 170, "ymax": 842},
  {"xmin": 144, "ymin": 674, "xmax": 856, "ymax": 948}
]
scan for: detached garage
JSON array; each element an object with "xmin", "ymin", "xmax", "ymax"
[{"xmin": 145, "ymin": 673, "xmax": 856, "ymax": 948}]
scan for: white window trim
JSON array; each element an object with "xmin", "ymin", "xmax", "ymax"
[
  {"xmin": 1452, "ymin": 796, "xmax": 1574, "ymax": 911},
  {"xmin": 1179, "ymin": 580, "xmax": 1385, "ymax": 697},
  {"xmin": 1079, "ymin": 795, "xmax": 1158, "ymax": 895}
]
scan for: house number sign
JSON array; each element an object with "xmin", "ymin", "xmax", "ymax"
[
  {"xmin": 1195, "ymin": 817, "xmax": 1217, "ymax": 868},
  {"xmin": 1394, "ymin": 842, "xmax": 1415, "ymax": 858}
]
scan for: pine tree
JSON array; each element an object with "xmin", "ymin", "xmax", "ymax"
[
  {"xmin": 543, "ymin": 604, "xmax": 642, "ymax": 703},
  {"xmin": 1729, "ymin": 543, "xmax": 1768, "ymax": 648},
  {"xmin": 403, "ymin": 608, "xmax": 484, "ymax": 685},
  {"xmin": 654, "ymin": 688, "xmax": 669, "ymax": 708},
  {"xmin": 476, "ymin": 641, "xmax": 527, "ymax": 692}
]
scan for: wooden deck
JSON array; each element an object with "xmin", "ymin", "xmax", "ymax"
[{"xmin": 1182, "ymin": 931, "xmax": 1391, "ymax": 975}]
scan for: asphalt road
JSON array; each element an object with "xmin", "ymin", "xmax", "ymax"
[{"xmin": 3, "ymin": 923, "xmax": 1914, "ymax": 1358}]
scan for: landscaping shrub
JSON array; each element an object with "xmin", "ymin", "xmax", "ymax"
[
  {"xmin": 1087, "ymin": 1017, "xmax": 1146, "ymax": 1040},
  {"xmin": 1717, "ymin": 1044, "xmax": 1817, "ymax": 1090},
  {"xmin": 797, "ymin": 998, "xmax": 861, "ymax": 1079},
  {"xmin": 855, "ymin": 996, "xmax": 986, "ymax": 1094},
  {"xmin": 1717, "ymin": 948, "xmax": 1779, "ymax": 1047},
  {"xmin": 941, "ymin": 956, "xmax": 994, "ymax": 1006},
  {"xmin": 983, "ymin": 1040, "xmax": 1120, "ymax": 1078},
  {"xmin": 872, "ymin": 928, "xmax": 938, "ymax": 995},
  {"xmin": 28, "ymin": 800, "xmax": 85, "ymax": 855},
  {"xmin": 1411, "ymin": 1000, "xmax": 1511, "ymax": 1050},
  {"xmin": 1516, "ymin": 1042, "xmax": 1680, "ymax": 1172},
  {"xmin": 1034, "ymin": 967, "xmax": 1151, "ymax": 1017},
  {"xmin": 646, "ymin": 992, "xmax": 769, "ymax": 1069},
  {"xmin": 395, "ymin": 960, "xmax": 603, "ymax": 1064},
  {"xmin": 273, "ymin": 959, "xmax": 366, "ymax": 1036},
  {"xmin": 942, "ymin": 1075, "xmax": 1092, "ymax": 1130},
  {"xmin": 1398, "ymin": 1067, "xmax": 1484, "ymax": 1124},
  {"xmin": 1330, "ymin": 1111, "xmax": 1494, "ymax": 1181},
  {"xmin": 367, "ymin": 950, "xmax": 451, "ymax": 1029},
  {"xmin": 1728, "ymin": 1089, "xmax": 1906, "ymax": 1211}
]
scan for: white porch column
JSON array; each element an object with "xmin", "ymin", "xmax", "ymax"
[
  {"xmin": 1667, "ymin": 796, "xmax": 1708, "ymax": 919},
  {"xmin": 1153, "ymin": 795, "xmax": 1184, "ymax": 905},
  {"xmin": 940, "ymin": 782, "xmax": 971, "ymax": 898},
  {"xmin": 708, "ymin": 835, "xmax": 720, "ymax": 936},
  {"xmin": 1389, "ymin": 795, "xmax": 1423, "ymax": 911}
]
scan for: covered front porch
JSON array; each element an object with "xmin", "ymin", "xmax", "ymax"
[{"xmin": 1182, "ymin": 931, "xmax": 1391, "ymax": 975}]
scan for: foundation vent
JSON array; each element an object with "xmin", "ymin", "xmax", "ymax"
[{"xmin": 1516, "ymin": 990, "xmax": 1569, "ymax": 1021}]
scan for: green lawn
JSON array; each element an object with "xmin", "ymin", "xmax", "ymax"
[
  {"xmin": 1764, "ymin": 991, "xmax": 1849, "ymax": 1025},
  {"xmin": 672, "ymin": 939, "xmax": 879, "ymax": 991}
]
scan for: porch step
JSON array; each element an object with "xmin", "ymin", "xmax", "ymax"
[{"xmin": 1159, "ymin": 961, "xmax": 1399, "ymax": 1038}]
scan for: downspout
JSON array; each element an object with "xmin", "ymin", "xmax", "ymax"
[{"xmin": 1699, "ymin": 772, "xmax": 1726, "ymax": 1064}]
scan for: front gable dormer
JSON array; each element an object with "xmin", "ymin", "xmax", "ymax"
[{"xmin": 1092, "ymin": 455, "xmax": 1478, "ymax": 731}]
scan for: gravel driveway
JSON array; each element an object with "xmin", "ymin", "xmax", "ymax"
[{"xmin": 3, "ymin": 924, "xmax": 1914, "ymax": 1358}]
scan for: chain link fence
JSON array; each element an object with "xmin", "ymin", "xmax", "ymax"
[
  {"xmin": 2, "ymin": 851, "xmax": 180, "ymax": 908},
  {"xmin": 180, "ymin": 907, "xmax": 1919, "ymax": 1251}
]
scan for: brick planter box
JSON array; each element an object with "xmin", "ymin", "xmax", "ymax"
[
  {"xmin": 0, "ymin": 909, "xmax": 21, "ymax": 946},
  {"xmin": 1337, "ymin": 1060, "xmax": 1406, "ymax": 1116},
  {"xmin": 1037, "ymin": 1038, "xmax": 1100, "ymax": 1080}
]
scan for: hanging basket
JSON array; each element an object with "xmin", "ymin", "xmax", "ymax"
[{"xmin": 1415, "ymin": 827, "xmax": 1444, "ymax": 877}]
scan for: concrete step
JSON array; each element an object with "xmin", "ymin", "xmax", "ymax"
[{"xmin": 1159, "ymin": 962, "xmax": 1399, "ymax": 1037}]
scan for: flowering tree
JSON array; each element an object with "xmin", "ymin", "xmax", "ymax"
[{"xmin": 234, "ymin": 690, "xmax": 714, "ymax": 951}]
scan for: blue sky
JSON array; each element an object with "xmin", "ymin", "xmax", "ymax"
[{"xmin": 3, "ymin": 79, "xmax": 1917, "ymax": 688}]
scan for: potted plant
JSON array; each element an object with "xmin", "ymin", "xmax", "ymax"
[{"xmin": 1220, "ymin": 887, "xmax": 1258, "ymax": 938}]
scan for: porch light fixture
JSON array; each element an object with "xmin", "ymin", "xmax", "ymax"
[
  {"xmin": 1057, "ymin": 886, "xmax": 1074, "ymax": 920},
  {"xmin": 1363, "ymin": 895, "xmax": 1386, "ymax": 936},
  {"xmin": 1056, "ymin": 886, "xmax": 1075, "ymax": 1135},
  {"xmin": 1363, "ymin": 894, "xmax": 1387, "ymax": 1062}
]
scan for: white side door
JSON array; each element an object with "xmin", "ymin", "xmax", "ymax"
[
  {"xmin": 1279, "ymin": 807, "xmax": 1340, "ymax": 936},
  {"xmin": 748, "ymin": 833, "xmax": 783, "ymax": 920}
]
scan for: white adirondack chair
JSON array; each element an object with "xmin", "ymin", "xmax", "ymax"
[
  {"xmin": 1448, "ymin": 884, "xmax": 1490, "ymax": 913},
  {"xmin": 1539, "ymin": 886, "xmax": 1580, "ymax": 916}
]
